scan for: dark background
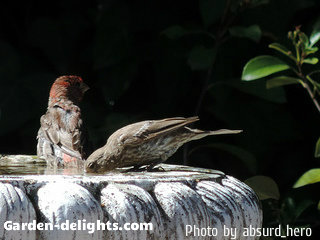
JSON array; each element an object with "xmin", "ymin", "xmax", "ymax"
[{"xmin": 0, "ymin": 0, "xmax": 319, "ymax": 234}]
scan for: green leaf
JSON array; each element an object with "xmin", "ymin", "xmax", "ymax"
[
  {"xmin": 303, "ymin": 57, "xmax": 319, "ymax": 65},
  {"xmin": 269, "ymin": 43, "xmax": 295, "ymax": 59},
  {"xmin": 226, "ymin": 79, "xmax": 287, "ymax": 103},
  {"xmin": 162, "ymin": 25, "xmax": 188, "ymax": 39},
  {"xmin": 199, "ymin": 0, "xmax": 225, "ymax": 28},
  {"xmin": 266, "ymin": 76, "xmax": 301, "ymax": 89},
  {"xmin": 299, "ymin": 32, "xmax": 309, "ymax": 48},
  {"xmin": 190, "ymin": 143, "xmax": 257, "ymax": 174},
  {"xmin": 310, "ymin": 32, "xmax": 320, "ymax": 47},
  {"xmin": 245, "ymin": 176, "xmax": 280, "ymax": 200},
  {"xmin": 310, "ymin": 17, "xmax": 320, "ymax": 47},
  {"xmin": 282, "ymin": 197, "xmax": 315, "ymax": 223},
  {"xmin": 229, "ymin": 25, "xmax": 261, "ymax": 42},
  {"xmin": 293, "ymin": 168, "xmax": 320, "ymax": 188},
  {"xmin": 304, "ymin": 46, "xmax": 318, "ymax": 56},
  {"xmin": 248, "ymin": 0, "xmax": 270, "ymax": 7},
  {"xmin": 162, "ymin": 26, "xmax": 214, "ymax": 40},
  {"xmin": 242, "ymin": 55, "xmax": 290, "ymax": 81},
  {"xmin": 188, "ymin": 45, "xmax": 216, "ymax": 70},
  {"xmin": 224, "ymin": 79, "xmax": 287, "ymax": 103},
  {"xmin": 315, "ymin": 137, "xmax": 320, "ymax": 158}
]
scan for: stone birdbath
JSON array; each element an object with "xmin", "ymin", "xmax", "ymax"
[{"xmin": 0, "ymin": 154, "xmax": 262, "ymax": 240}]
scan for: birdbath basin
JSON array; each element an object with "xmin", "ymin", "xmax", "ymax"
[{"xmin": 0, "ymin": 154, "xmax": 262, "ymax": 240}]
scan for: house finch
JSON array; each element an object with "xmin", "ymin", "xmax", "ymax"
[
  {"xmin": 37, "ymin": 75, "xmax": 91, "ymax": 167},
  {"xmin": 85, "ymin": 117, "xmax": 242, "ymax": 173}
]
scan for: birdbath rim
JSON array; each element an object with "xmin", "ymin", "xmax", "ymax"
[{"xmin": 0, "ymin": 163, "xmax": 226, "ymax": 188}]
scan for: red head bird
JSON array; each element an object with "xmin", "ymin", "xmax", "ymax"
[{"xmin": 37, "ymin": 75, "xmax": 91, "ymax": 167}]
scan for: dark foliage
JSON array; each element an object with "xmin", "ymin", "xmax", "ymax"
[{"xmin": 0, "ymin": 0, "xmax": 319, "ymax": 236}]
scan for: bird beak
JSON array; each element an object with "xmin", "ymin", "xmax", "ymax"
[{"xmin": 80, "ymin": 82, "xmax": 90, "ymax": 93}]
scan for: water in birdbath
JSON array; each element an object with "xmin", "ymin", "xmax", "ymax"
[
  {"xmin": 0, "ymin": 154, "xmax": 223, "ymax": 178},
  {"xmin": 0, "ymin": 155, "xmax": 86, "ymax": 175}
]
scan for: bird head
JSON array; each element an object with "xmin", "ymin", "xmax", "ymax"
[
  {"xmin": 85, "ymin": 148, "xmax": 118, "ymax": 173},
  {"xmin": 49, "ymin": 75, "xmax": 89, "ymax": 106}
]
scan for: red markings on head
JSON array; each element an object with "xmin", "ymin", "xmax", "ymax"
[
  {"xmin": 51, "ymin": 75, "xmax": 83, "ymax": 89},
  {"xmin": 49, "ymin": 75, "xmax": 85, "ymax": 103}
]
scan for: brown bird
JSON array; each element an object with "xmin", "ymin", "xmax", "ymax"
[
  {"xmin": 37, "ymin": 75, "xmax": 91, "ymax": 167},
  {"xmin": 85, "ymin": 117, "xmax": 242, "ymax": 173}
]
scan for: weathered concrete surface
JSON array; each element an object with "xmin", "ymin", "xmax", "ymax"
[{"xmin": 0, "ymin": 155, "xmax": 262, "ymax": 239}]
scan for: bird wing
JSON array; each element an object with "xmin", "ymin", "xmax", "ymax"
[
  {"xmin": 39, "ymin": 106, "xmax": 84, "ymax": 159},
  {"xmin": 117, "ymin": 117, "xmax": 199, "ymax": 146}
]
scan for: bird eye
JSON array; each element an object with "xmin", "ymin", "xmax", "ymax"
[{"xmin": 87, "ymin": 162, "xmax": 95, "ymax": 169}]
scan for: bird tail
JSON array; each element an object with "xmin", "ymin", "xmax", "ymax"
[
  {"xmin": 207, "ymin": 129, "xmax": 243, "ymax": 135},
  {"xmin": 187, "ymin": 128, "xmax": 243, "ymax": 140}
]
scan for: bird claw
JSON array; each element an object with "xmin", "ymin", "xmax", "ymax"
[
  {"xmin": 121, "ymin": 166, "xmax": 144, "ymax": 173},
  {"xmin": 121, "ymin": 164, "xmax": 166, "ymax": 173},
  {"xmin": 145, "ymin": 165, "xmax": 166, "ymax": 172}
]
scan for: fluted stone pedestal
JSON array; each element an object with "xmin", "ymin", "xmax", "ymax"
[{"xmin": 0, "ymin": 155, "xmax": 262, "ymax": 240}]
